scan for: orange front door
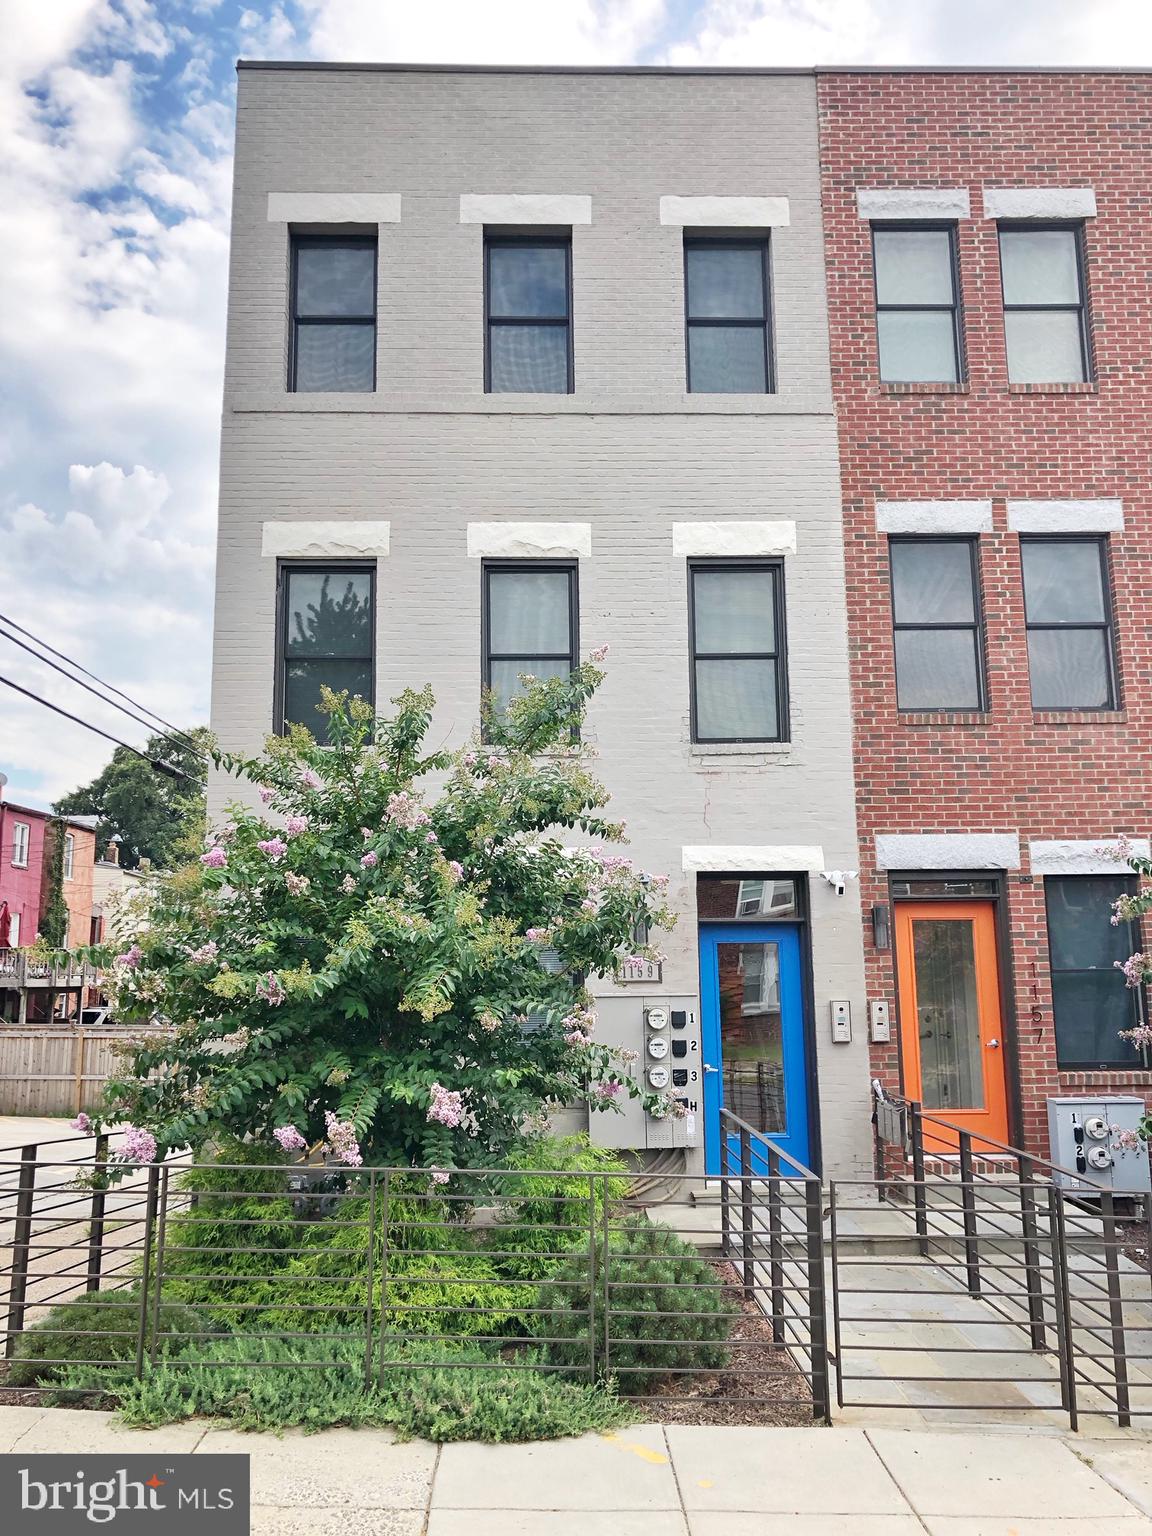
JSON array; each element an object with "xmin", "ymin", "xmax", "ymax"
[{"xmin": 894, "ymin": 901, "xmax": 1009, "ymax": 1147}]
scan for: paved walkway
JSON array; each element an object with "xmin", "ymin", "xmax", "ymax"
[{"xmin": 2, "ymin": 1406, "xmax": 1151, "ymax": 1533}]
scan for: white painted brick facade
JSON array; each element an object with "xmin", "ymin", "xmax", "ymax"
[{"xmin": 212, "ymin": 66, "xmax": 870, "ymax": 1177}]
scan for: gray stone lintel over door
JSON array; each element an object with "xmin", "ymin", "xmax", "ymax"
[{"xmin": 210, "ymin": 64, "xmax": 870, "ymax": 1177}]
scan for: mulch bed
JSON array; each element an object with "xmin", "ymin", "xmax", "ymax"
[
  {"xmin": 635, "ymin": 1260, "xmax": 815, "ymax": 1428},
  {"xmin": 1117, "ymin": 1215, "xmax": 1151, "ymax": 1274}
]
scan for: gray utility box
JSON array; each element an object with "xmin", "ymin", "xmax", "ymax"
[
  {"xmin": 1047, "ymin": 1096, "xmax": 1150, "ymax": 1195},
  {"xmin": 590, "ymin": 993, "xmax": 702, "ymax": 1151}
]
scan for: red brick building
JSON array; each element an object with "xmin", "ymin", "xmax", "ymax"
[{"xmin": 817, "ymin": 70, "xmax": 1152, "ymax": 1155}]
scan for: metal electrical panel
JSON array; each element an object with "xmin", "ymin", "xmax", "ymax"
[
  {"xmin": 590, "ymin": 993, "xmax": 702, "ymax": 1150},
  {"xmin": 1047, "ymin": 1096, "xmax": 1151, "ymax": 1195}
]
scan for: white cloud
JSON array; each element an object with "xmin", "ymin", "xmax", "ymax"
[
  {"xmin": 664, "ymin": 0, "xmax": 1152, "ymax": 66},
  {"xmin": 296, "ymin": 0, "xmax": 667, "ymax": 66}
]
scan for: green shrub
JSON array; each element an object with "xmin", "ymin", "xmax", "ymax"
[
  {"xmin": 266, "ymin": 1190, "xmax": 526, "ymax": 1339},
  {"xmin": 490, "ymin": 1135, "xmax": 632, "ymax": 1281},
  {"xmin": 8, "ymin": 1289, "xmax": 216, "ymax": 1388},
  {"xmin": 52, "ymin": 1332, "xmax": 636, "ymax": 1441},
  {"xmin": 532, "ymin": 1216, "xmax": 734, "ymax": 1392},
  {"xmin": 159, "ymin": 1146, "xmax": 298, "ymax": 1328}
]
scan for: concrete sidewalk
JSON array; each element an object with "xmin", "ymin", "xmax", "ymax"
[{"xmin": 2, "ymin": 1407, "xmax": 1151, "ymax": 1533}]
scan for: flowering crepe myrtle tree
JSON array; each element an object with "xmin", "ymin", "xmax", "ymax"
[
  {"xmin": 1102, "ymin": 836, "xmax": 1152, "ymax": 1147},
  {"xmin": 89, "ymin": 659, "xmax": 674, "ymax": 1171}
]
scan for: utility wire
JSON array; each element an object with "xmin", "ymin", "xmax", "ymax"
[
  {"xmin": 0, "ymin": 609, "xmax": 206, "ymax": 759},
  {"xmin": 0, "ymin": 621, "xmax": 208, "ymax": 764},
  {"xmin": 0, "ymin": 672, "xmax": 204, "ymax": 784}
]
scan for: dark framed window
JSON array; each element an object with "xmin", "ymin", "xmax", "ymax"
[
  {"xmin": 485, "ymin": 237, "xmax": 572, "ymax": 394},
  {"xmin": 872, "ymin": 224, "xmax": 962, "ymax": 383},
  {"xmin": 277, "ymin": 564, "xmax": 375, "ymax": 741},
  {"xmin": 1046, "ymin": 875, "xmax": 1144, "ymax": 1068},
  {"xmin": 289, "ymin": 236, "xmax": 377, "ymax": 393},
  {"xmin": 999, "ymin": 224, "xmax": 1090, "ymax": 383},
  {"xmin": 689, "ymin": 561, "xmax": 787, "ymax": 743},
  {"xmin": 889, "ymin": 537, "xmax": 984, "ymax": 711},
  {"xmin": 483, "ymin": 562, "xmax": 578, "ymax": 718},
  {"xmin": 684, "ymin": 238, "xmax": 772, "ymax": 393},
  {"xmin": 1021, "ymin": 536, "xmax": 1116, "ymax": 710}
]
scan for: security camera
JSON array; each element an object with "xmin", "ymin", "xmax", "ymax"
[{"xmin": 820, "ymin": 869, "xmax": 858, "ymax": 897}]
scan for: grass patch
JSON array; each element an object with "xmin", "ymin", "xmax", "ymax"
[{"xmin": 51, "ymin": 1332, "xmax": 635, "ymax": 1441}]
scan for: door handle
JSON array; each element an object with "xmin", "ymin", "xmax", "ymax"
[
  {"xmin": 703, "ymin": 1063, "xmax": 719, "ymax": 1074},
  {"xmin": 987, "ymin": 1038, "xmax": 1000, "ymax": 1049}
]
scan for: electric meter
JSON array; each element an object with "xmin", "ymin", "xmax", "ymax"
[
  {"xmin": 1087, "ymin": 1145, "xmax": 1114, "ymax": 1170},
  {"xmin": 1084, "ymin": 1117, "xmax": 1109, "ymax": 1140},
  {"xmin": 647, "ymin": 1036, "xmax": 669, "ymax": 1060},
  {"xmin": 647, "ymin": 1064, "xmax": 670, "ymax": 1090},
  {"xmin": 645, "ymin": 1007, "xmax": 669, "ymax": 1030}
]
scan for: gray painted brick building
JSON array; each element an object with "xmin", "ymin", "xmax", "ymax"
[{"xmin": 211, "ymin": 63, "xmax": 871, "ymax": 1178}]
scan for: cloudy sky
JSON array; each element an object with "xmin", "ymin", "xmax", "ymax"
[{"xmin": 1, "ymin": 0, "xmax": 1149, "ymax": 810}]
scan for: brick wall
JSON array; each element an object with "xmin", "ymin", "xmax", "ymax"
[{"xmin": 818, "ymin": 71, "xmax": 1152, "ymax": 1154}]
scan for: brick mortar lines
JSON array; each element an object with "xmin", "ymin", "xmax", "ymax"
[{"xmin": 817, "ymin": 71, "xmax": 1152, "ymax": 1155}]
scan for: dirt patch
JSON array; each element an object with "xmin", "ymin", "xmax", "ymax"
[
  {"xmin": 1117, "ymin": 1215, "xmax": 1151, "ymax": 1274},
  {"xmin": 630, "ymin": 1260, "xmax": 816, "ymax": 1427}
]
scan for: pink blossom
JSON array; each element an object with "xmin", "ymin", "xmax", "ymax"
[
  {"xmin": 115, "ymin": 1126, "xmax": 158, "ymax": 1164},
  {"xmin": 429, "ymin": 1166, "xmax": 451, "ymax": 1185},
  {"xmin": 341, "ymin": 873, "xmax": 358, "ymax": 894},
  {"xmin": 71, "ymin": 1112, "xmax": 92, "ymax": 1133},
  {"xmin": 200, "ymin": 847, "xmax": 227, "ymax": 869},
  {"xmin": 525, "ymin": 928, "xmax": 551, "ymax": 943},
  {"xmin": 447, "ymin": 860, "xmax": 464, "ymax": 882},
  {"xmin": 187, "ymin": 941, "xmax": 218, "ymax": 966},
  {"xmin": 1115, "ymin": 953, "xmax": 1148, "ymax": 989},
  {"xmin": 478, "ymin": 1010, "xmax": 501, "ymax": 1033},
  {"xmin": 284, "ymin": 816, "xmax": 308, "ymax": 838},
  {"xmin": 1112, "ymin": 1125, "xmax": 1143, "ymax": 1152},
  {"xmin": 565, "ymin": 1029, "xmax": 591, "ymax": 1047},
  {"xmin": 1120, "ymin": 1023, "xmax": 1152, "ymax": 1050},
  {"xmin": 116, "ymin": 944, "xmax": 144, "ymax": 969},
  {"xmin": 299, "ymin": 767, "xmax": 323, "ymax": 790},
  {"xmin": 425, "ymin": 830, "xmax": 438, "ymax": 845},
  {"xmin": 385, "ymin": 790, "xmax": 430, "ymax": 829},
  {"xmin": 487, "ymin": 755, "xmax": 500, "ymax": 770},
  {"xmin": 427, "ymin": 1082, "xmax": 464, "ymax": 1128},
  {"xmin": 258, "ymin": 786, "xmax": 276, "ymax": 804},
  {"xmin": 361, "ymin": 826, "xmax": 373, "ymax": 840},
  {"xmin": 273, "ymin": 1125, "xmax": 307, "ymax": 1153},
  {"xmin": 258, "ymin": 837, "xmax": 288, "ymax": 863},
  {"xmin": 284, "ymin": 871, "xmax": 310, "ymax": 896},
  {"xmin": 590, "ymin": 644, "xmax": 609, "ymax": 662},
  {"xmin": 361, "ymin": 851, "xmax": 379, "ymax": 869},
  {"xmin": 323, "ymin": 1110, "xmax": 363, "ymax": 1167},
  {"xmin": 462, "ymin": 752, "xmax": 477, "ymax": 768},
  {"xmin": 256, "ymin": 971, "xmax": 286, "ymax": 1006},
  {"xmin": 581, "ymin": 898, "xmax": 598, "ymax": 914},
  {"xmin": 595, "ymin": 1079, "xmax": 622, "ymax": 1101}
]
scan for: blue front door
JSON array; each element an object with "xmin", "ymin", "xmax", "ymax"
[{"xmin": 700, "ymin": 923, "xmax": 810, "ymax": 1174}]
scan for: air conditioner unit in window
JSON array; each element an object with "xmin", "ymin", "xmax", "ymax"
[{"xmin": 1047, "ymin": 1096, "xmax": 1150, "ymax": 1196}]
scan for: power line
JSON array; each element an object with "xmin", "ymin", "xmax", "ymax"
[
  {"xmin": 0, "ymin": 620, "xmax": 208, "ymax": 764},
  {"xmin": 0, "ymin": 672, "xmax": 204, "ymax": 784},
  {"xmin": 0, "ymin": 609, "xmax": 206, "ymax": 759}
]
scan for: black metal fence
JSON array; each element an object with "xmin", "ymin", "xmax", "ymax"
[
  {"xmin": 0, "ymin": 1116, "xmax": 826, "ymax": 1421},
  {"xmin": 850, "ymin": 1091, "xmax": 1152, "ymax": 1428}
]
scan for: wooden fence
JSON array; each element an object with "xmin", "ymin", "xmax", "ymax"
[{"xmin": 0, "ymin": 1029, "xmax": 154, "ymax": 1116}]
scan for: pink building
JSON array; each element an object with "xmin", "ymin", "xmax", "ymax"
[{"xmin": 0, "ymin": 796, "xmax": 97, "ymax": 951}]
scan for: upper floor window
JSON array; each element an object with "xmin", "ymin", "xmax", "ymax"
[
  {"xmin": 277, "ymin": 565, "xmax": 375, "ymax": 741},
  {"xmin": 485, "ymin": 238, "xmax": 572, "ymax": 394},
  {"xmin": 689, "ymin": 561, "xmax": 787, "ymax": 743},
  {"xmin": 63, "ymin": 832, "xmax": 75, "ymax": 882},
  {"xmin": 872, "ymin": 226, "xmax": 962, "ymax": 383},
  {"xmin": 1021, "ymin": 536, "xmax": 1116, "ymax": 710},
  {"xmin": 889, "ymin": 538, "xmax": 984, "ymax": 711},
  {"xmin": 999, "ymin": 225, "xmax": 1089, "ymax": 383},
  {"xmin": 1046, "ymin": 875, "xmax": 1142, "ymax": 1068},
  {"xmin": 289, "ymin": 236, "xmax": 377, "ymax": 393},
  {"xmin": 483, "ymin": 563, "xmax": 578, "ymax": 718},
  {"xmin": 11, "ymin": 821, "xmax": 29, "ymax": 868},
  {"xmin": 684, "ymin": 238, "xmax": 772, "ymax": 393}
]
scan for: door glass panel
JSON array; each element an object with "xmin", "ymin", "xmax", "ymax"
[
  {"xmin": 911, "ymin": 919, "xmax": 985, "ymax": 1111},
  {"xmin": 717, "ymin": 941, "xmax": 784, "ymax": 1134}
]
